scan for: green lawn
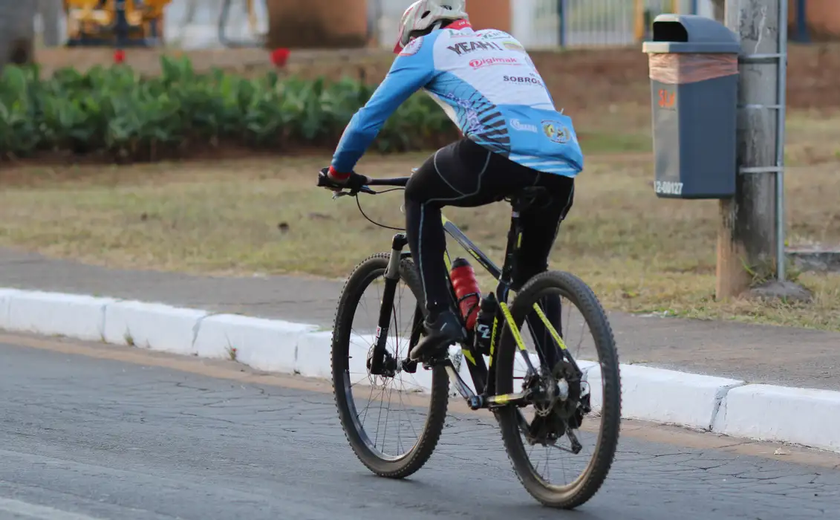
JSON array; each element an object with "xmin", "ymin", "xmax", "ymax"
[{"xmin": 1, "ymin": 145, "xmax": 837, "ymax": 331}]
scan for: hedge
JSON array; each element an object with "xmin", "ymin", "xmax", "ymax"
[{"xmin": 0, "ymin": 55, "xmax": 458, "ymax": 161}]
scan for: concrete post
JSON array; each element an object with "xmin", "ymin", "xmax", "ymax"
[
  {"xmin": 712, "ymin": 0, "xmax": 725, "ymax": 22},
  {"xmin": 38, "ymin": 0, "xmax": 63, "ymax": 47},
  {"xmin": 715, "ymin": 0, "xmax": 789, "ymax": 298}
]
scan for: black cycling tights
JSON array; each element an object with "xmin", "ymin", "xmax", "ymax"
[{"xmin": 404, "ymin": 138, "xmax": 575, "ymax": 366}]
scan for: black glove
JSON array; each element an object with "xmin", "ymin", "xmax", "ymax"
[{"xmin": 318, "ymin": 167, "xmax": 369, "ymax": 194}]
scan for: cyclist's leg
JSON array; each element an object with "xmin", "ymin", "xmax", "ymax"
[
  {"xmin": 511, "ymin": 172, "xmax": 575, "ymax": 370},
  {"xmin": 404, "ymin": 138, "xmax": 538, "ymax": 359},
  {"xmin": 405, "ymin": 138, "xmax": 536, "ymax": 317}
]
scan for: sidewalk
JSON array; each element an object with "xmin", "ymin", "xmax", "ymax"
[{"xmin": 2, "ymin": 247, "xmax": 838, "ymax": 391}]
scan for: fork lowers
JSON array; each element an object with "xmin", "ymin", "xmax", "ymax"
[{"xmin": 370, "ymin": 233, "xmax": 409, "ymax": 376}]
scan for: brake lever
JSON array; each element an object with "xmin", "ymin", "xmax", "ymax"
[{"xmin": 319, "ymin": 169, "xmax": 377, "ymax": 198}]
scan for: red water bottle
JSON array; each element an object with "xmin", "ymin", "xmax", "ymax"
[{"xmin": 450, "ymin": 258, "xmax": 481, "ymax": 330}]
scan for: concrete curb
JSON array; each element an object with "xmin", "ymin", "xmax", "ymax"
[
  {"xmin": 1, "ymin": 287, "xmax": 838, "ymax": 453},
  {"xmin": 582, "ymin": 363, "xmax": 745, "ymax": 431},
  {"xmin": 104, "ymin": 300, "xmax": 209, "ymax": 354},
  {"xmin": 193, "ymin": 314, "xmax": 316, "ymax": 373},
  {"xmin": 713, "ymin": 384, "xmax": 840, "ymax": 452}
]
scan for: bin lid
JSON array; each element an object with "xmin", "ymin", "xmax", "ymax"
[{"xmin": 643, "ymin": 14, "xmax": 740, "ymax": 54}]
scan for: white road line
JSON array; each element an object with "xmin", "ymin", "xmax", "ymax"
[{"xmin": 0, "ymin": 497, "xmax": 102, "ymax": 520}]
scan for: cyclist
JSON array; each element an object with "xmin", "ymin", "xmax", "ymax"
[{"xmin": 320, "ymin": 0, "xmax": 583, "ymax": 363}]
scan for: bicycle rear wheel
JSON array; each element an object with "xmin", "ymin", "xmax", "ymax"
[
  {"xmin": 495, "ymin": 271, "xmax": 621, "ymax": 509},
  {"xmin": 331, "ymin": 253, "xmax": 450, "ymax": 478}
]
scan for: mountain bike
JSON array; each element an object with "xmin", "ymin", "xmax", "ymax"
[{"xmin": 319, "ymin": 170, "xmax": 621, "ymax": 510}]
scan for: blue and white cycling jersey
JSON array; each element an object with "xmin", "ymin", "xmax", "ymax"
[{"xmin": 331, "ymin": 21, "xmax": 584, "ymax": 178}]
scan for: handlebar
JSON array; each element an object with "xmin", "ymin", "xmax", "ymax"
[
  {"xmin": 317, "ymin": 169, "xmax": 411, "ymax": 198},
  {"xmin": 366, "ymin": 177, "xmax": 411, "ymax": 187}
]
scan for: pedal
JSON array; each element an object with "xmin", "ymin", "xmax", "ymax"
[
  {"xmin": 401, "ymin": 357, "xmax": 418, "ymax": 374},
  {"xmin": 468, "ymin": 395, "xmax": 484, "ymax": 410}
]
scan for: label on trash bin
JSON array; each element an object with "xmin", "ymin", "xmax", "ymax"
[
  {"xmin": 654, "ymin": 180, "xmax": 684, "ymax": 196},
  {"xmin": 658, "ymin": 89, "xmax": 677, "ymax": 110}
]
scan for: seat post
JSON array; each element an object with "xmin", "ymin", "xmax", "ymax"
[
  {"xmin": 497, "ymin": 206, "xmax": 523, "ymax": 302},
  {"xmin": 497, "ymin": 187, "xmax": 547, "ymax": 302}
]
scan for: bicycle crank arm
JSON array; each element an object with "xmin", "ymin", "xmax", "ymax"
[
  {"xmin": 440, "ymin": 356, "xmax": 535, "ymax": 411},
  {"xmin": 444, "ymin": 361, "xmax": 478, "ymax": 405},
  {"xmin": 485, "ymin": 389, "xmax": 534, "ymax": 409}
]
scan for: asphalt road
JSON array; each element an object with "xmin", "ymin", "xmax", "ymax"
[{"xmin": 1, "ymin": 337, "xmax": 839, "ymax": 520}]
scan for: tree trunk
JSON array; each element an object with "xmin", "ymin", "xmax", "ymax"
[{"xmin": 0, "ymin": 1, "xmax": 37, "ymax": 73}]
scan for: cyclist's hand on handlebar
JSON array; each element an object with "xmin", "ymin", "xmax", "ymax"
[{"xmin": 318, "ymin": 167, "xmax": 369, "ymax": 194}]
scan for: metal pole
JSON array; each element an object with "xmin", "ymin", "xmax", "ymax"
[
  {"xmin": 115, "ymin": 0, "xmax": 130, "ymax": 47},
  {"xmin": 776, "ymin": 0, "xmax": 788, "ymax": 281},
  {"xmin": 794, "ymin": 0, "xmax": 810, "ymax": 42},
  {"xmin": 690, "ymin": 0, "xmax": 699, "ymax": 15},
  {"xmin": 559, "ymin": 0, "xmax": 567, "ymax": 48}
]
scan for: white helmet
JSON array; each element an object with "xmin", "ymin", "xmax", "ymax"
[{"xmin": 394, "ymin": 0, "xmax": 469, "ymax": 52}]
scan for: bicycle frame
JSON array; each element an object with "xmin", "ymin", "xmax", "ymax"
[{"xmin": 368, "ymin": 187, "xmax": 572, "ymax": 412}]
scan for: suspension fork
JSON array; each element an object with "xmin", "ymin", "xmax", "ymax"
[{"xmin": 369, "ymin": 233, "xmax": 408, "ymax": 375}]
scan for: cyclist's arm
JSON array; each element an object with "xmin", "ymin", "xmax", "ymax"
[{"xmin": 329, "ymin": 36, "xmax": 437, "ymax": 179}]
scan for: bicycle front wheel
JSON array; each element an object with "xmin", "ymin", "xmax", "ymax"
[
  {"xmin": 331, "ymin": 253, "xmax": 450, "ymax": 479},
  {"xmin": 495, "ymin": 271, "xmax": 621, "ymax": 509}
]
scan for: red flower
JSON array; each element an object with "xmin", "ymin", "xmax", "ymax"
[
  {"xmin": 271, "ymin": 48, "xmax": 290, "ymax": 68},
  {"xmin": 114, "ymin": 49, "xmax": 126, "ymax": 64}
]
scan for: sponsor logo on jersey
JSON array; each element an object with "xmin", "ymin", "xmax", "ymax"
[
  {"xmin": 511, "ymin": 119, "xmax": 538, "ymax": 133},
  {"xmin": 502, "ymin": 40, "xmax": 526, "ymax": 52},
  {"xmin": 447, "ymin": 41, "xmax": 503, "ymax": 56},
  {"xmin": 541, "ymin": 120, "xmax": 572, "ymax": 144},
  {"xmin": 469, "ymin": 57, "xmax": 520, "ymax": 69},
  {"xmin": 479, "ymin": 30, "xmax": 508, "ymax": 39},
  {"xmin": 503, "ymin": 74, "xmax": 543, "ymax": 85},
  {"xmin": 399, "ymin": 36, "xmax": 424, "ymax": 56}
]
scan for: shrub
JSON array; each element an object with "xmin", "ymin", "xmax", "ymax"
[{"xmin": 0, "ymin": 55, "xmax": 457, "ymax": 161}]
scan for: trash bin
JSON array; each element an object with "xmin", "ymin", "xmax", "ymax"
[{"xmin": 643, "ymin": 14, "xmax": 741, "ymax": 199}]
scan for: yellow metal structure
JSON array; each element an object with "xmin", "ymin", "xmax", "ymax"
[
  {"xmin": 634, "ymin": 0, "xmax": 681, "ymax": 42},
  {"xmin": 63, "ymin": 0, "xmax": 172, "ymax": 46}
]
